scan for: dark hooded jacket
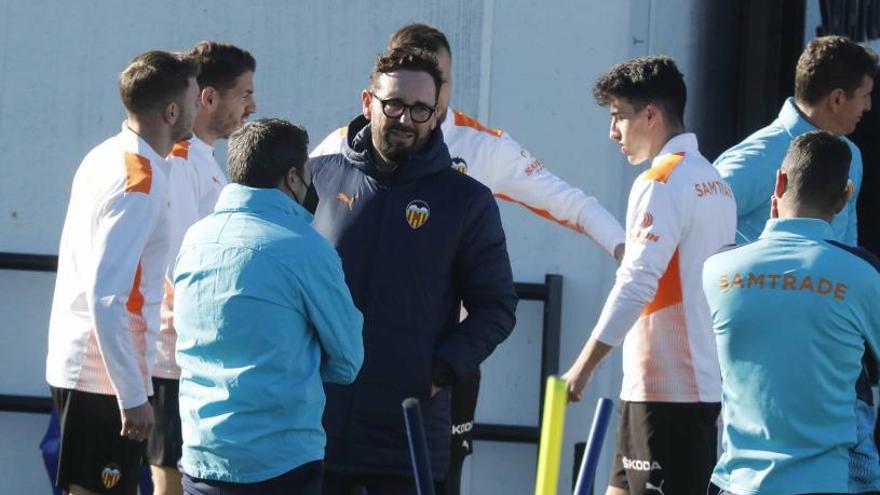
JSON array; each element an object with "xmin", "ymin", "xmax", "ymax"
[{"xmin": 310, "ymin": 116, "xmax": 517, "ymax": 478}]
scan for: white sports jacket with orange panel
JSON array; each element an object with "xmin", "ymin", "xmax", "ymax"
[
  {"xmin": 47, "ymin": 125, "xmax": 171, "ymax": 409},
  {"xmin": 592, "ymin": 133, "xmax": 736, "ymax": 403},
  {"xmin": 153, "ymin": 136, "xmax": 227, "ymax": 380}
]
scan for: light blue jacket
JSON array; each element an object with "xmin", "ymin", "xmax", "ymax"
[
  {"xmin": 174, "ymin": 184, "xmax": 363, "ymax": 483},
  {"xmin": 704, "ymin": 218, "xmax": 880, "ymax": 495},
  {"xmin": 714, "ymin": 98, "xmax": 862, "ymax": 245}
]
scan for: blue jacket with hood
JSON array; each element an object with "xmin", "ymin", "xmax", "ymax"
[{"xmin": 310, "ymin": 115, "xmax": 518, "ymax": 478}]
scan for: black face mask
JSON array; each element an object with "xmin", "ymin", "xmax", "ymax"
[{"xmin": 301, "ymin": 181, "xmax": 319, "ymax": 214}]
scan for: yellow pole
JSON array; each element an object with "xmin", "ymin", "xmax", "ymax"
[{"xmin": 534, "ymin": 376, "xmax": 568, "ymax": 495}]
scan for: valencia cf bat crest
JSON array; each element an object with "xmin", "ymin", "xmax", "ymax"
[
  {"xmin": 101, "ymin": 464, "xmax": 122, "ymax": 489},
  {"xmin": 405, "ymin": 200, "xmax": 430, "ymax": 229},
  {"xmin": 451, "ymin": 157, "xmax": 468, "ymax": 174}
]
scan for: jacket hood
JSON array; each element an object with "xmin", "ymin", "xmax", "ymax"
[{"xmin": 341, "ymin": 115, "xmax": 451, "ymax": 184}]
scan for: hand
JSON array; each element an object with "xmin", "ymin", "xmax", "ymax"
[
  {"xmin": 431, "ymin": 384, "xmax": 441, "ymax": 398},
  {"xmin": 561, "ymin": 362, "xmax": 592, "ymax": 403},
  {"xmin": 120, "ymin": 401, "xmax": 154, "ymax": 442},
  {"xmin": 613, "ymin": 243, "xmax": 625, "ymax": 264}
]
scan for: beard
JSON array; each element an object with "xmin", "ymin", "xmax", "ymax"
[
  {"xmin": 375, "ymin": 121, "xmax": 430, "ymax": 163},
  {"xmin": 213, "ymin": 109, "xmax": 249, "ymax": 139},
  {"xmin": 171, "ymin": 112, "xmax": 194, "ymax": 142}
]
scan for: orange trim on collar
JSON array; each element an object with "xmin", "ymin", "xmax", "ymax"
[
  {"xmin": 642, "ymin": 153, "xmax": 685, "ymax": 184},
  {"xmin": 453, "ymin": 109, "xmax": 503, "ymax": 138}
]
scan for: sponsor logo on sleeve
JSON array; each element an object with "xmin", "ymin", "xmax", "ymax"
[
  {"xmin": 524, "ymin": 158, "xmax": 544, "ymax": 176},
  {"xmin": 629, "ymin": 211, "xmax": 660, "ymax": 243}
]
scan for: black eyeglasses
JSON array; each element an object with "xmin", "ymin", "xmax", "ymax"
[{"xmin": 369, "ymin": 92, "xmax": 436, "ymax": 124}]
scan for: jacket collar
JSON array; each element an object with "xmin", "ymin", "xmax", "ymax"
[
  {"xmin": 653, "ymin": 132, "xmax": 699, "ymax": 166},
  {"xmin": 342, "ymin": 115, "xmax": 452, "ymax": 183},
  {"xmin": 120, "ymin": 121, "xmax": 165, "ymax": 164},
  {"xmin": 190, "ymin": 134, "xmax": 214, "ymax": 155},
  {"xmin": 760, "ymin": 217, "xmax": 835, "ymax": 240},
  {"xmin": 214, "ymin": 183, "xmax": 312, "ymax": 221},
  {"xmin": 777, "ymin": 97, "xmax": 817, "ymax": 137}
]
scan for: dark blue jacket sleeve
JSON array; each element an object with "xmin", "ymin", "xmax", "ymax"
[{"xmin": 434, "ymin": 189, "xmax": 518, "ymax": 383}]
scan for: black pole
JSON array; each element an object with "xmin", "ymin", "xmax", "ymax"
[{"xmin": 402, "ymin": 397, "xmax": 435, "ymax": 495}]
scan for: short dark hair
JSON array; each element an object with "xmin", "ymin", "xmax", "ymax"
[
  {"xmin": 781, "ymin": 130, "xmax": 851, "ymax": 213},
  {"xmin": 119, "ymin": 50, "xmax": 200, "ymax": 115},
  {"xmin": 593, "ymin": 56, "xmax": 687, "ymax": 127},
  {"xmin": 369, "ymin": 46, "xmax": 443, "ymax": 101},
  {"xmin": 795, "ymin": 36, "xmax": 877, "ymax": 105},
  {"xmin": 189, "ymin": 41, "xmax": 256, "ymax": 91},
  {"xmin": 389, "ymin": 23, "xmax": 451, "ymax": 58},
  {"xmin": 227, "ymin": 118, "xmax": 309, "ymax": 188}
]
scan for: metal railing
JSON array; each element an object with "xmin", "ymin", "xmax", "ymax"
[{"xmin": 0, "ymin": 252, "xmax": 563, "ymax": 445}]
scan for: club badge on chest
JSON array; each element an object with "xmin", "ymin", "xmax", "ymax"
[{"xmin": 405, "ymin": 200, "xmax": 430, "ymax": 230}]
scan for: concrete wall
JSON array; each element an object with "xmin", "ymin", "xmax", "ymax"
[{"xmin": 0, "ymin": 0, "xmax": 714, "ymax": 492}]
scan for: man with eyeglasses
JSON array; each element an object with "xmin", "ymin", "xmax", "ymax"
[
  {"xmin": 311, "ymin": 24, "xmax": 626, "ymax": 495},
  {"xmin": 309, "ymin": 46, "xmax": 517, "ymax": 495}
]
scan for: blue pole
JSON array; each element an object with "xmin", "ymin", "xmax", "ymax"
[
  {"xmin": 402, "ymin": 397, "xmax": 436, "ymax": 495},
  {"xmin": 573, "ymin": 398, "xmax": 615, "ymax": 495}
]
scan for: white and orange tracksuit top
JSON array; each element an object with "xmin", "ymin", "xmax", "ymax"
[
  {"xmin": 47, "ymin": 125, "xmax": 171, "ymax": 409},
  {"xmin": 153, "ymin": 136, "xmax": 227, "ymax": 380},
  {"xmin": 310, "ymin": 108, "xmax": 625, "ymax": 257},
  {"xmin": 592, "ymin": 133, "xmax": 736, "ymax": 403}
]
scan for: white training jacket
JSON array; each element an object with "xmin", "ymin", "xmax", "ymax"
[
  {"xmin": 591, "ymin": 133, "xmax": 736, "ymax": 403},
  {"xmin": 47, "ymin": 125, "xmax": 171, "ymax": 409},
  {"xmin": 153, "ymin": 136, "xmax": 227, "ymax": 380},
  {"xmin": 310, "ymin": 108, "xmax": 625, "ymax": 257}
]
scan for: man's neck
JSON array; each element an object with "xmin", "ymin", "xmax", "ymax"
[
  {"xmin": 373, "ymin": 151, "xmax": 399, "ymax": 173},
  {"xmin": 370, "ymin": 137, "xmax": 399, "ymax": 173},
  {"xmin": 778, "ymin": 205, "xmax": 834, "ymax": 224},
  {"xmin": 127, "ymin": 116, "xmax": 172, "ymax": 158},
  {"xmin": 647, "ymin": 128, "xmax": 684, "ymax": 162},
  {"xmin": 193, "ymin": 113, "xmax": 218, "ymax": 146},
  {"xmin": 794, "ymin": 99, "xmax": 840, "ymax": 136}
]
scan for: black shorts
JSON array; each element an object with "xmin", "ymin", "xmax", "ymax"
[
  {"xmin": 609, "ymin": 401, "xmax": 720, "ymax": 495},
  {"xmin": 443, "ymin": 368, "xmax": 481, "ymax": 495},
  {"xmin": 184, "ymin": 460, "xmax": 322, "ymax": 495},
  {"xmin": 51, "ymin": 387, "xmax": 145, "ymax": 495},
  {"xmin": 146, "ymin": 376, "xmax": 183, "ymax": 468}
]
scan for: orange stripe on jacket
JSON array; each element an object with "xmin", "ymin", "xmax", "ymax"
[
  {"xmin": 124, "ymin": 152, "xmax": 152, "ymax": 194},
  {"xmin": 642, "ymin": 153, "xmax": 685, "ymax": 183},
  {"xmin": 453, "ymin": 109, "xmax": 503, "ymax": 138},
  {"xmin": 494, "ymin": 193, "xmax": 584, "ymax": 234},
  {"xmin": 126, "ymin": 262, "xmax": 144, "ymax": 316},
  {"xmin": 169, "ymin": 140, "xmax": 190, "ymax": 159},
  {"xmin": 643, "ymin": 248, "xmax": 682, "ymax": 315}
]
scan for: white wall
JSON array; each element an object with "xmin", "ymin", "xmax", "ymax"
[{"xmin": 0, "ymin": 0, "xmax": 713, "ymax": 493}]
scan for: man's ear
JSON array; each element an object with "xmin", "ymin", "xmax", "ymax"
[
  {"xmin": 645, "ymin": 104, "xmax": 657, "ymax": 128},
  {"xmin": 828, "ymin": 88, "xmax": 847, "ymax": 112},
  {"xmin": 774, "ymin": 169, "xmax": 788, "ymax": 199},
  {"xmin": 164, "ymin": 101, "xmax": 179, "ymax": 125},
  {"xmin": 361, "ymin": 89, "xmax": 372, "ymax": 120},
  {"xmin": 833, "ymin": 181, "xmax": 854, "ymax": 214},
  {"xmin": 200, "ymin": 87, "xmax": 216, "ymax": 109}
]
